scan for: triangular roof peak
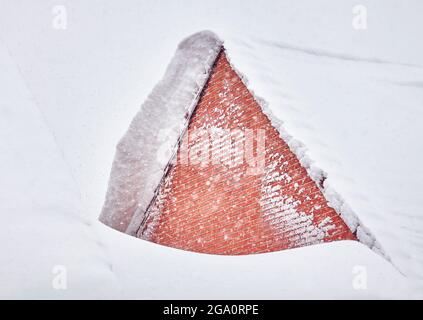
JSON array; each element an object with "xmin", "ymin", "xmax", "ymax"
[{"xmin": 100, "ymin": 31, "xmax": 385, "ymax": 257}]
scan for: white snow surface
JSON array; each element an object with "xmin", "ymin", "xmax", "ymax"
[
  {"xmin": 1, "ymin": 0, "xmax": 423, "ymax": 299},
  {"xmin": 99, "ymin": 31, "xmax": 222, "ymax": 235}
]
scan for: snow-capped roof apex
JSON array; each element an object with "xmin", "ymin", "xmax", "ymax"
[{"xmin": 178, "ymin": 30, "xmax": 223, "ymax": 51}]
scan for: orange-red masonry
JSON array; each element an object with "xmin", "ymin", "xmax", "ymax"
[{"xmin": 137, "ymin": 51, "xmax": 356, "ymax": 255}]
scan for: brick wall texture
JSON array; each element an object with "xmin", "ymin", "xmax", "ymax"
[{"xmin": 136, "ymin": 50, "xmax": 356, "ymax": 255}]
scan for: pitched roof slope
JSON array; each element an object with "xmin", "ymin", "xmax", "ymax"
[
  {"xmin": 137, "ymin": 51, "xmax": 356, "ymax": 254},
  {"xmin": 99, "ymin": 31, "xmax": 383, "ymax": 256}
]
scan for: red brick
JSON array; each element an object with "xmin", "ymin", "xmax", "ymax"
[{"xmin": 136, "ymin": 50, "xmax": 356, "ymax": 254}]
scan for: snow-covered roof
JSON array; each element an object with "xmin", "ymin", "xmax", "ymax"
[
  {"xmin": 100, "ymin": 31, "xmax": 383, "ymax": 256},
  {"xmin": 1, "ymin": 1, "xmax": 422, "ymax": 299}
]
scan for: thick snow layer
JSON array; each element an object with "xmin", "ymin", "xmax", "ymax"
[
  {"xmin": 98, "ymin": 228, "xmax": 412, "ymax": 299},
  {"xmin": 100, "ymin": 31, "xmax": 222, "ymax": 235},
  {"xmin": 1, "ymin": 0, "xmax": 422, "ymax": 298}
]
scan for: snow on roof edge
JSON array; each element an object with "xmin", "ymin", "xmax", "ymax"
[
  {"xmin": 99, "ymin": 30, "xmax": 223, "ymax": 235},
  {"xmin": 222, "ymin": 48, "xmax": 389, "ymax": 261}
]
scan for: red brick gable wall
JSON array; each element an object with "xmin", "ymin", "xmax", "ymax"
[{"xmin": 136, "ymin": 51, "xmax": 356, "ymax": 255}]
